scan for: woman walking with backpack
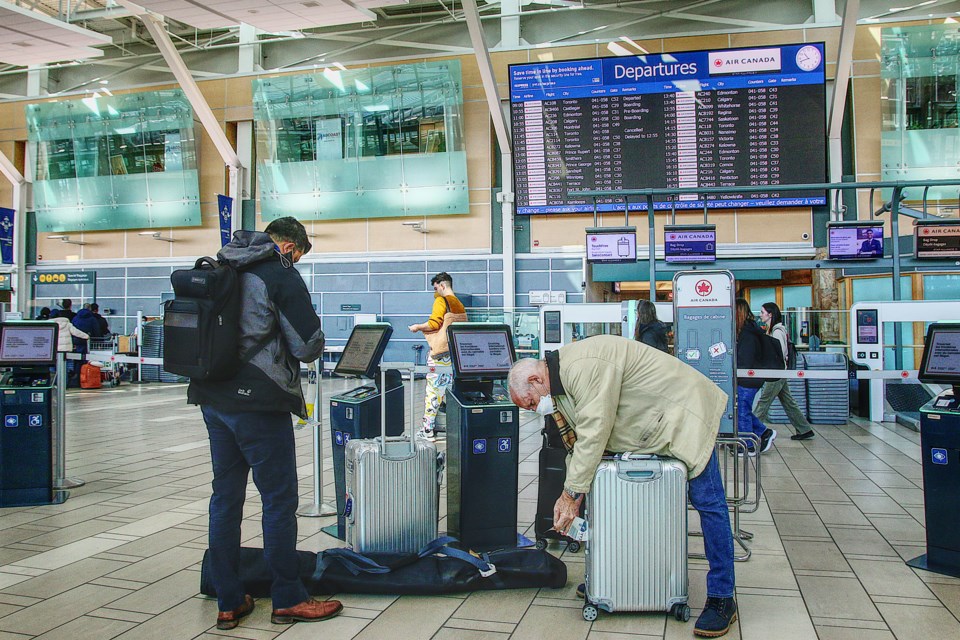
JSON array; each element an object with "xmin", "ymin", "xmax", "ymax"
[{"xmin": 754, "ymin": 302, "xmax": 816, "ymax": 441}]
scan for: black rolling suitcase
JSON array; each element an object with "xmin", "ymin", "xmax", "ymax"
[{"xmin": 534, "ymin": 415, "xmax": 584, "ymax": 552}]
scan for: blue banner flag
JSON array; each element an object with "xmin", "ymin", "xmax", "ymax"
[
  {"xmin": 0, "ymin": 208, "xmax": 14, "ymax": 265},
  {"xmin": 217, "ymin": 195, "xmax": 233, "ymax": 247}
]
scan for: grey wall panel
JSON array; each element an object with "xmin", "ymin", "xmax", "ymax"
[
  {"xmin": 95, "ymin": 278, "xmax": 126, "ymax": 297},
  {"xmin": 381, "ymin": 292, "xmax": 437, "ymax": 314},
  {"xmin": 450, "ymin": 272, "xmax": 488, "ymax": 295},
  {"xmin": 314, "ymin": 274, "xmax": 368, "ymax": 292},
  {"xmin": 517, "ymin": 258, "xmax": 549, "ymax": 270},
  {"xmin": 126, "ymin": 297, "xmax": 163, "ymax": 316},
  {"xmin": 488, "ymin": 295, "xmax": 504, "ymax": 308},
  {"xmin": 427, "ymin": 259, "xmax": 487, "ymax": 273},
  {"xmin": 489, "ymin": 273, "xmax": 503, "ymax": 294},
  {"xmin": 369, "ymin": 261, "xmax": 425, "ymax": 274},
  {"xmin": 92, "ymin": 268, "xmax": 126, "ymax": 278},
  {"xmin": 96, "ymin": 298, "xmax": 125, "ymax": 318},
  {"xmin": 126, "ymin": 266, "xmax": 176, "ymax": 277},
  {"xmin": 314, "ymin": 262, "xmax": 368, "ymax": 274},
  {"xmin": 551, "ymin": 258, "xmax": 583, "ymax": 270},
  {"xmin": 517, "ymin": 271, "xmax": 550, "ymax": 292},
  {"xmin": 489, "ymin": 259, "xmax": 503, "ymax": 271},
  {"xmin": 126, "ymin": 278, "xmax": 173, "ymax": 297},
  {"xmin": 369, "ymin": 273, "xmax": 425, "ymax": 292},
  {"xmin": 321, "ymin": 293, "xmax": 382, "ymax": 314},
  {"xmin": 551, "ymin": 271, "xmax": 582, "ymax": 293}
]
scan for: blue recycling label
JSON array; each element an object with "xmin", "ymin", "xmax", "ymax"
[
  {"xmin": 4, "ymin": 415, "xmax": 18, "ymax": 428},
  {"xmin": 343, "ymin": 433, "xmax": 351, "ymax": 444},
  {"xmin": 28, "ymin": 415, "xmax": 43, "ymax": 427},
  {"xmin": 932, "ymin": 448, "xmax": 948, "ymax": 465},
  {"xmin": 473, "ymin": 439, "xmax": 487, "ymax": 454},
  {"xmin": 497, "ymin": 437, "xmax": 512, "ymax": 453},
  {"xmin": 344, "ymin": 497, "xmax": 353, "ymax": 518},
  {"xmin": 334, "ymin": 431, "xmax": 344, "ymax": 446}
]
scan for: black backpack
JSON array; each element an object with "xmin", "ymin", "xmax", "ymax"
[
  {"xmin": 757, "ymin": 332, "xmax": 787, "ymax": 380},
  {"xmin": 771, "ymin": 325, "xmax": 798, "ymax": 369},
  {"xmin": 163, "ymin": 257, "xmax": 242, "ymax": 381}
]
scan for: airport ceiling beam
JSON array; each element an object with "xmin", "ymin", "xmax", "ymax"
[{"xmin": 828, "ymin": 0, "xmax": 858, "ymax": 214}]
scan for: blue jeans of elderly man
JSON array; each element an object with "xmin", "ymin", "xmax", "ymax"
[{"xmin": 508, "ymin": 335, "xmax": 736, "ymax": 638}]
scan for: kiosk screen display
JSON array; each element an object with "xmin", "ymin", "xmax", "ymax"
[
  {"xmin": 586, "ymin": 228, "xmax": 636, "ymax": 264},
  {"xmin": 665, "ymin": 226, "xmax": 717, "ymax": 263},
  {"xmin": 856, "ymin": 309, "xmax": 879, "ymax": 345},
  {"xmin": 919, "ymin": 324, "xmax": 960, "ymax": 382},
  {"xmin": 0, "ymin": 324, "xmax": 58, "ymax": 365},
  {"xmin": 448, "ymin": 325, "xmax": 516, "ymax": 380},
  {"xmin": 333, "ymin": 324, "xmax": 393, "ymax": 379},
  {"xmin": 828, "ymin": 224, "xmax": 884, "ymax": 260}
]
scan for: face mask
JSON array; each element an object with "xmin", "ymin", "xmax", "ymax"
[{"xmin": 535, "ymin": 394, "xmax": 555, "ymax": 416}]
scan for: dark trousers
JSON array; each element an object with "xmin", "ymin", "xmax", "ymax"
[
  {"xmin": 688, "ymin": 451, "xmax": 736, "ymax": 598},
  {"xmin": 202, "ymin": 406, "xmax": 308, "ymax": 610}
]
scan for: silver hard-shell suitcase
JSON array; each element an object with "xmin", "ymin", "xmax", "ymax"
[
  {"xmin": 582, "ymin": 454, "xmax": 690, "ymax": 622},
  {"xmin": 344, "ymin": 364, "xmax": 443, "ymax": 554}
]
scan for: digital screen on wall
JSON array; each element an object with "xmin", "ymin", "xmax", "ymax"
[
  {"xmin": 664, "ymin": 225, "xmax": 717, "ymax": 263},
  {"xmin": 509, "ymin": 43, "xmax": 827, "ymax": 215},
  {"xmin": 828, "ymin": 223, "xmax": 884, "ymax": 260},
  {"xmin": 856, "ymin": 309, "xmax": 880, "ymax": 345},
  {"xmin": 915, "ymin": 221, "xmax": 960, "ymax": 259},
  {"xmin": 586, "ymin": 227, "xmax": 637, "ymax": 264}
]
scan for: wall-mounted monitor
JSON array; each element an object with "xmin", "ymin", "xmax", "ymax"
[
  {"xmin": 828, "ymin": 222, "xmax": 884, "ymax": 260},
  {"xmin": 664, "ymin": 225, "xmax": 717, "ymax": 263},
  {"xmin": 447, "ymin": 324, "xmax": 516, "ymax": 381},
  {"xmin": 915, "ymin": 220, "xmax": 960, "ymax": 259},
  {"xmin": 0, "ymin": 323, "xmax": 58, "ymax": 367},
  {"xmin": 918, "ymin": 323, "xmax": 960, "ymax": 385},
  {"xmin": 586, "ymin": 227, "xmax": 636, "ymax": 264},
  {"xmin": 333, "ymin": 323, "xmax": 393, "ymax": 379},
  {"xmin": 509, "ymin": 43, "xmax": 827, "ymax": 215}
]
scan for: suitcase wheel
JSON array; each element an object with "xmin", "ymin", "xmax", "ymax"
[
  {"xmin": 582, "ymin": 604, "xmax": 598, "ymax": 622},
  {"xmin": 672, "ymin": 603, "xmax": 691, "ymax": 622},
  {"xmin": 567, "ymin": 540, "xmax": 581, "ymax": 553},
  {"xmin": 535, "ymin": 538, "xmax": 547, "ymax": 551}
]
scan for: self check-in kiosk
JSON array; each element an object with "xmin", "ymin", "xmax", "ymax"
[
  {"xmin": 907, "ymin": 322, "xmax": 960, "ymax": 578},
  {"xmin": 328, "ymin": 323, "xmax": 403, "ymax": 539},
  {"xmin": 445, "ymin": 323, "xmax": 520, "ymax": 550},
  {"xmin": 0, "ymin": 323, "xmax": 58, "ymax": 507}
]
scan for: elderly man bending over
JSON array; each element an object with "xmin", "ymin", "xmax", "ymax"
[{"xmin": 508, "ymin": 335, "xmax": 737, "ymax": 638}]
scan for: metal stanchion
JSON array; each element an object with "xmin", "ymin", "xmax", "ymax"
[
  {"xmin": 53, "ymin": 352, "xmax": 85, "ymax": 490},
  {"xmin": 298, "ymin": 359, "xmax": 336, "ymax": 517}
]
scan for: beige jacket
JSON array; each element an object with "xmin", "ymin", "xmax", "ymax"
[
  {"xmin": 53, "ymin": 317, "xmax": 89, "ymax": 352},
  {"xmin": 553, "ymin": 335, "xmax": 727, "ymax": 492}
]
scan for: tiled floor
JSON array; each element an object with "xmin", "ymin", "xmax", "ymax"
[{"xmin": 0, "ymin": 378, "xmax": 958, "ymax": 639}]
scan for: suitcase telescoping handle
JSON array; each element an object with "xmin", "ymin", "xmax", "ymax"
[
  {"xmin": 380, "ymin": 362, "xmax": 418, "ymax": 456},
  {"xmin": 616, "ymin": 452, "xmax": 664, "ymax": 483}
]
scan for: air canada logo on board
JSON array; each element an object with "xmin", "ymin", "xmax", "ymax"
[{"xmin": 696, "ymin": 280, "xmax": 713, "ymax": 297}]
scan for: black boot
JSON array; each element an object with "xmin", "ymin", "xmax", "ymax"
[{"xmin": 694, "ymin": 597, "xmax": 737, "ymax": 637}]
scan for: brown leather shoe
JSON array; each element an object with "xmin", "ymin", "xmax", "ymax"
[
  {"xmin": 217, "ymin": 594, "xmax": 254, "ymax": 630},
  {"xmin": 271, "ymin": 598, "xmax": 343, "ymax": 625}
]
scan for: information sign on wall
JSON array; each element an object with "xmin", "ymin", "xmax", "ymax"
[
  {"xmin": 673, "ymin": 271, "xmax": 736, "ymax": 434},
  {"xmin": 31, "ymin": 271, "xmax": 95, "ymax": 285}
]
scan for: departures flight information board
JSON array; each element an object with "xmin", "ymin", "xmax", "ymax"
[{"xmin": 510, "ymin": 43, "xmax": 827, "ymax": 215}]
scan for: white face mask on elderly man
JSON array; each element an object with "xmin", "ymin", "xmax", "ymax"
[{"xmin": 535, "ymin": 394, "xmax": 555, "ymax": 416}]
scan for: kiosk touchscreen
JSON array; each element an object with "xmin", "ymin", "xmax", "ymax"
[
  {"xmin": 328, "ymin": 323, "xmax": 404, "ymax": 539},
  {"xmin": 445, "ymin": 324, "xmax": 520, "ymax": 550},
  {"xmin": 908, "ymin": 322, "xmax": 960, "ymax": 577},
  {"xmin": 0, "ymin": 323, "xmax": 58, "ymax": 507}
]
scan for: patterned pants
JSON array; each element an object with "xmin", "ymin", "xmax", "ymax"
[{"xmin": 422, "ymin": 352, "xmax": 452, "ymax": 431}]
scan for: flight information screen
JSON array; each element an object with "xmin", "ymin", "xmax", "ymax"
[{"xmin": 509, "ymin": 43, "xmax": 827, "ymax": 214}]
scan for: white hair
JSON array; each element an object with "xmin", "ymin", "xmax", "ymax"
[{"xmin": 508, "ymin": 357, "xmax": 543, "ymax": 396}]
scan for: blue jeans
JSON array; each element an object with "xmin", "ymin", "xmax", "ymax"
[
  {"xmin": 688, "ymin": 452, "xmax": 736, "ymax": 598},
  {"xmin": 736, "ymin": 386, "xmax": 767, "ymax": 438},
  {"xmin": 202, "ymin": 406, "xmax": 308, "ymax": 611}
]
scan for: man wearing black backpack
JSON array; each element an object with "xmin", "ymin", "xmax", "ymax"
[{"xmin": 189, "ymin": 217, "xmax": 342, "ymax": 630}]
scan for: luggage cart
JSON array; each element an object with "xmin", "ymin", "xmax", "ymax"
[{"xmin": 87, "ymin": 336, "xmax": 124, "ymax": 387}]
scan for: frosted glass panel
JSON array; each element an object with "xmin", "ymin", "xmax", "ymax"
[
  {"xmin": 26, "ymin": 90, "xmax": 201, "ymax": 232},
  {"xmin": 923, "ymin": 274, "xmax": 960, "ymax": 300},
  {"xmin": 747, "ymin": 287, "xmax": 775, "ymax": 312},
  {"xmin": 782, "ymin": 285, "xmax": 812, "ymax": 309},
  {"xmin": 851, "ymin": 276, "xmax": 914, "ymax": 302},
  {"xmin": 253, "ymin": 61, "xmax": 468, "ymax": 221}
]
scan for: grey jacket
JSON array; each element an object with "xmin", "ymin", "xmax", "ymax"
[{"xmin": 187, "ymin": 231, "xmax": 324, "ymax": 417}]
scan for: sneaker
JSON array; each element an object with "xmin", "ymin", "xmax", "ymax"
[
  {"xmin": 271, "ymin": 598, "xmax": 343, "ymax": 625},
  {"xmin": 737, "ymin": 443, "xmax": 757, "ymax": 458},
  {"xmin": 694, "ymin": 597, "xmax": 738, "ymax": 637},
  {"xmin": 217, "ymin": 594, "xmax": 254, "ymax": 630},
  {"xmin": 791, "ymin": 430, "xmax": 816, "ymax": 441},
  {"xmin": 416, "ymin": 428, "xmax": 436, "ymax": 442},
  {"xmin": 759, "ymin": 428, "xmax": 777, "ymax": 453}
]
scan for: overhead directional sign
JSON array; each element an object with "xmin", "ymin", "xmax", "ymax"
[{"xmin": 31, "ymin": 271, "xmax": 95, "ymax": 285}]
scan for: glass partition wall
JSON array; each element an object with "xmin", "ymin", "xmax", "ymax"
[
  {"xmin": 253, "ymin": 61, "xmax": 469, "ymax": 221},
  {"xmin": 26, "ymin": 90, "xmax": 201, "ymax": 232}
]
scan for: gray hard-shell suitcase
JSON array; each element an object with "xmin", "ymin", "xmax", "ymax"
[
  {"xmin": 344, "ymin": 364, "xmax": 443, "ymax": 554},
  {"xmin": 582, "ymin": 454, "xmax": 690, "ymax": 622}
]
